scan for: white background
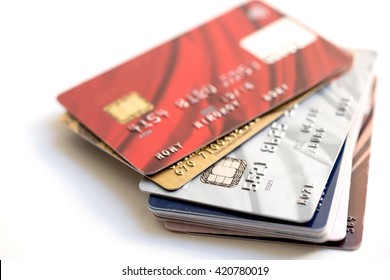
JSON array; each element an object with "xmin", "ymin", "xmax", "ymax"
[{"xmin": 1, "ymin": 0, "xmax": 389, "ymax": 261}]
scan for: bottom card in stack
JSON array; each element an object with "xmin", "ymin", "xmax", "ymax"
[{"xmin": 149, "ymin": 84, "xmax": 376, "ymax": 250}]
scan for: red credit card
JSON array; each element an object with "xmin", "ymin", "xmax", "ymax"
[{"xmin": 57, "ymin": 1, "xmax": 352, "ymax": 175}]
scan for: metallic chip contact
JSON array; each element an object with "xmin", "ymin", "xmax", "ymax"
[
  {"xmin": 201, "ymin": 157, "xmax": 246, "ymax": 188},
  {"xmin": 104, "ymin": 92, "xmax": 154, "ymax": 124}
]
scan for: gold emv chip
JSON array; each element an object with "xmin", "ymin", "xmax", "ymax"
[{"xmin": 104, "ymin": 92, "xmax": 154, "ymax": 124}]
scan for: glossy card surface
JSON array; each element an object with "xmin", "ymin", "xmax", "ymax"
[
  {"xmin": 150, "ymin": 99, "xmax": 371, "ymax": 242},
  {"xmin": 57, "ymin": 1, "xmax": 351, "ymax": 175},
  {"xmin": 149, "ymin": 145, "xmax": 343, "ymax": 242},
  {"xmin": 163, "ymin": 98, "xmax": 375, "ymax": 249},
  {"xmin": 140, "ymin": 50, "xmax": 376, "ymax": 222}
]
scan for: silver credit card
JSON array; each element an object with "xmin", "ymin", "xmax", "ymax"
[{"xmin": 140, "ymin": 50, "xmax": 377, "ymax": 223}]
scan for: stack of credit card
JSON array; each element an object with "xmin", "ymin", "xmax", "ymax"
[{"xmin": 57, "ymin": 1, "xmax": 377, "ymax": 250}]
